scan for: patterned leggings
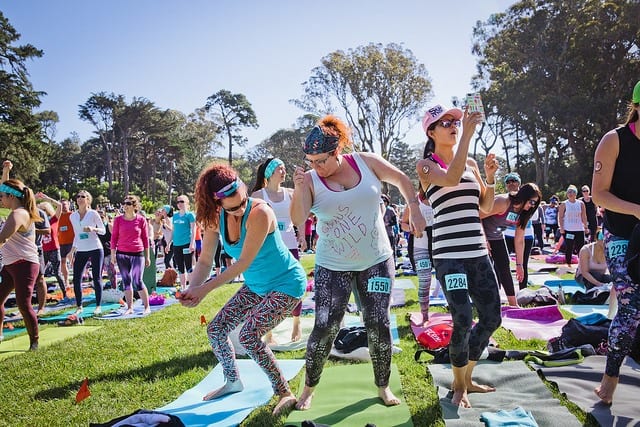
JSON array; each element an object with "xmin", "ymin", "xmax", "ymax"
[
  {"xmin": 433, "ymin": 256, "xmax": 502, "ymax": 367},
  {"xmin": 414, "ymin": 247, "xmax": 432, "ymax": 316},
  {"xmin": 116, "ymin": 252, "xmax": 145, "ymax": 291},
  {"xmin": 604, "ymin": 229, "xmax": 640, "ymax": 377},
  {"xmin": 304, "ymin": 257, "xmax": 395, "ymax": 388},
  {"xmin": 207, "ymin": 285, "xmax": 300, "ymax": 395}
]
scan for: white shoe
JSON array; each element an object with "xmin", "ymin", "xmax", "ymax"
[{"xmin": 0, "ymin": 335, "xmax": 4, "ymax": 343}]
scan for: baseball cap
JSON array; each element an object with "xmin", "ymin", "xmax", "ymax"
[
  {"xmin": 503, "ymin": 172, "xmax": 521, "ymax": 184},
  {"xmin": 422, "ymin": 105, "xmax": 463, "ymax": 134},
  {"xmin": 567, "ymin": 185, "xmax": 578, "ymax": 193},
  {"xmin": 633, "ymin": 80, "xmax": 640, "ymax": 104}
]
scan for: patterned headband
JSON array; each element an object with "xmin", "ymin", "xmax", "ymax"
[
  {"xmin": 214, "ymin": 177, "xmax": 242, "ymax": 199},
  {"xmin": 0, "ymin": 183, "xmax": 24, "ymax": 198},
  {"xmin": 303, "ymin": 126, "xmax": 339, "ymax": 155},
  {"xmin": 264, "ymin": 158, "xmax": 284, "ymax": 179}
]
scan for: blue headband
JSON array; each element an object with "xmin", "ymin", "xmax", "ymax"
[
  {"xmin": 264, "ymin": 158, "xmax": 284, "ymax": 179},
  {"xmin": 214, "ymin": 178, "xmax": 242, "ymax": 199},
  {"xmin": 0, "ymin": 183, "xmax": 24, "ymax": 198},
  {"xmin": 303, "ymin": 126, "xmax": 339, "ymax": 155}
]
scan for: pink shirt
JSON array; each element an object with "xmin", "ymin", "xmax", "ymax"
[{"xmin": 111, "ymin": 214, "xmax": 149, "ymax": 253}]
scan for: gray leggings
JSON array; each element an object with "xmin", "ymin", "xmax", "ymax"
[
  {"xmin": 304, "ymin": 257, "xmax": 395, "ymax": 388},
  {"xmin": 433, "ymin": 255, "xmax": 502, "ymax": 367}
]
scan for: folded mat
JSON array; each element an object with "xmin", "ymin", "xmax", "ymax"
[
  {"xmin": 544, "ymin": 280, "xmax": 585, "ymax": 296},
  {"xmin": 500, "ymin": 305, "xmax": 567, "ymax": 340},
  {"xmin": 156, "ymin": 359, "xmax": 304, "ymax": 427},
  {"xmin": 394, "ymin": 278, "xmax": 416, "ymax": 290},
  {"xmin": 96, "ymin": 297, "xmax": 179, "ymax": 320},
  {"xmin": 535, "ymin": 355, "xmax": 640, "ymax": 427},
  {"xmin": 0, "ymin": 325, "xmax": 101, "ymax": 361},
  {"xmin": 560, "ymin": 304, "xmax": 610, "ymax": 317},
  {"xmin": 389, "ymin": 287, "xmax": 406, "ymax": 307},
  {"xmin": 285, "ymin": 363, "xmax": 412, "ymax": 427},
  {"xmin": 38, "ymin": 303, "xmax": 123, "ymax": 323},
  {"xmin": 428, "ymin": 360, "xmax": 581, "ymax": 426}
]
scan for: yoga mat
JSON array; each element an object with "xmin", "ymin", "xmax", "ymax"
[
  {"xmin": 527, "ymin": 273, "xmax": 554, "ymax": 286},
  {"xmin": 96, "ymin": 298, "xmax": 179, "ymax": 320},
  {"xmin": 38, "ymin": 303, "xmax": 123, "ymax": 323},
  {"xmin": 561, "ymin": 304, "xmax": 610, "ymax": 317},
  {"xmin": 528, "ymin": 263, "xmax": 560, "ymax": 272},
  {"xmin": 536, "ymin": 356, "xmax": 640, "ymax": 427},
  {"xmin": 1, "ymin": 326, "xmax": 26, "ymax": 340},
  {"xmin": 157, "ymin": 359, "xmax": 305, "ymax": 427},
  {"xmin": 544, "ymin": 280, "xmax": 585, "ymax": 296},
  {"xmin": 0, "ymin": 326, "xmax": 101, "ymax": 361},
  {"xmin": 394, "ymin": 278, "xmax": 416, "ymax": 290},
  {"xmin": 285, "ymin": 364, "xmax": 412, "ymax": 427},
  {"xmin": 389, "ymin": 288, "xmax": 406, "ymax": 307},
  {"xmin": 500, "ymin": 305, "xmax": 567, "ymax": 340},
  {"xmin": 429, "ymin": 361, "xmax": 582, "ymax": 426},
  {"xmin": 269, "ymin": 316, "xmax": 314, "ymax": 352}
]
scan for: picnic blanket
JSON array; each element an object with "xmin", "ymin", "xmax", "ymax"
[
  {"xmin": 285, "ymin": 363, "xmax": 412, "ymax": 427},
  {"xmin": 500, "ymin": 305, "xmax": 567, "ymax": 340},
  {"xmin": 156, "ymin": 359, "xmax": 304, "ymax": 427},
  {"xmin": 428, "ymin": 360, "xmax": 582, "ymax": 426},
  {"xmin": 535, "ymin": 356, "xmax": 640, "ymax": 427}
]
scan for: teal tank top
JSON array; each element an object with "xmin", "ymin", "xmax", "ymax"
[{"xmin": 220, "ymin": 198, "xmax": 306, "ymax": 298}]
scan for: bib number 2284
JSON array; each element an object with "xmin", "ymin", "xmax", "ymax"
[{"xmin": 444, "ymin": 273, "xmax": 468, "ymax": 291}]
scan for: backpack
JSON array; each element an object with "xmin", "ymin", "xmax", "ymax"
[
  {"xmin": 334, "ymin": 326, "xmax": 368, "ymax": 353},
  {"xmin": 158, "ymin": 268, "xmax": 178, "ymax": 286}
]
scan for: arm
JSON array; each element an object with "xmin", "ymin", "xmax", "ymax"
[
  {"xmin": 480, "ymin": 194, "xmax": 509, "ymax": 218},
  {"xmin": 286, "ymin": 187, "xmax": 307, "ymax": 251},
  {"xmin": 189, "ymin": 216, "xmax": 196, "ymax": 251},
  {"xmin": 470, "ymin": 154, "xmax": 498, "ymax": 212},
  {"xmin": 514, "ymin": 226, "xmax": 525, "ymax": 282},
  {"xmin": 400, "ymin": 203, "xmax": 412, "ymax": 233},
  {"xmin": 0, "ymin": 209, "xmax": 27, "ymax": 248},
  {"xmin": 180, "ymin": 203, "xmax": 275, "ymax": 307},
  {"xmin": 141, "ymin": 216, "xmax": 150, "ymax": 267},
  {"xmin": 577, "ymin": 245, "xmax": 603, "ymax": 286},
  {"xmin": 360, "ymin": 152, "xmax": 426, "ymax": 236},
  {"xmin": 91, "ymin": 211, "xmax": 106, "ymax": 235},
  {"xmin": 557, "ymin": 203, "xmax": 566, "ymax": 234},
  {"xmin": 291, "ymin": 166, "xmax": 314, "ymax": 227},
  {"xmin": 1, "ymin": 160, "xmax": 12, "ymax": 184}
]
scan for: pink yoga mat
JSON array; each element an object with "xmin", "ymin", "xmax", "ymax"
[{"xmin": 500, "ymin": 305, "xmax": 567, "ymax": 340}]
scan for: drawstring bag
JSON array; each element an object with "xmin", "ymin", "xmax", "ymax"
[
  {"xmin": 416, "ymin": 323, "xmax": 453, "ymax": 350},
  {"xmin": 334, "ymin": 326, "xmax": 368, "ymax": 353}
]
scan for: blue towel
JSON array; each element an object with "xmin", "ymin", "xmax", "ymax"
[{"xmin": 480, "ymin": 406, "xmax": 539, "ymax": 427}]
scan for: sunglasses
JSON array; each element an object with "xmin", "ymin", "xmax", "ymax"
[
  {"xmin": 438, "ymin": 119, "xmax": 461, "ymax": 129},
  {"xmin": 123, "ymin": 201, "xmax": 134, "ymax": 206},
  {"xmin": 176, "ymin": 200, "xmax": 186, "ymax": 204},
  {"xmin": 528, "ymin": 199, "xmax": 539, "ymax": 206},
  {"xmin": 582, "ymin": 190, "xmax": 589, "ymax": 193},
  {"xmin": 225, "ymin": 197, "xmax": 247, "ymax": 213},
  {"xmin": 76, "ymin": 195, "xmax": 87, "ymax": 199},
  {"xmin": 303, "ymin": 152, "xmax": 333, "ymax": 167}
]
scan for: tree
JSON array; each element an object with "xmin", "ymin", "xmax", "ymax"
[
  {"xmin": 293, "ymin": 43, "xmax": 433, "ymax": 161},
  {"xmin": 0, "ymin": 11, "xmax": 47, "ymax": 183},
  {"xmin": 204, "ymin": 89, "xmax": 258, "ymax": 165}
]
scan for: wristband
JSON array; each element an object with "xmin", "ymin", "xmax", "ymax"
[
  {"xmin": 485, "ymin": 182, "xmax": 495, "ymax": 188},
  {"xmin": 516, "ymin": 263, "xmax": 523, "ymax": 267}
]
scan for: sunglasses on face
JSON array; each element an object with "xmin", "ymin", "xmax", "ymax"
[
  {"xmin": 528, "ymin": 199, "xmax": 539, "ymax": 206},
  {"xmin": 176, "ymin": 200, "xmax": 185, "ymax": 204},
  {"xmin": 438, "ymin": 119, "xmax": 461, "ymax": 129},
  {"xmin": 506, "ymin": 179, "xmax": 518, "ymax": 184},
  {"xmin": 123, "ymin": 201, "xmax": 134, "ymax": 206},
  {"xmin": 77, "ymin": 195, "xmax": 86, "ymax": 199},
  {"xmin": 303, "ymin": 153, "xmax": 333, "ymax": 167},
  {"xmin": 224, "ymin": 197, "xmax": 247, "ymax": 213}
]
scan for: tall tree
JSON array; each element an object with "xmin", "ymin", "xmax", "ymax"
[
  {"xmin": 0, "ymin": 11, "xmax": 46, "ymax": 183},
  {"xmin": 204, "ymin": 89, "xmax": 258, "ymax": 165},
  {"xmin": 293, "ymin": 43, "xmax": 433, "ymax": 160}
]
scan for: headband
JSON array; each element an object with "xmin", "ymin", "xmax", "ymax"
[
  {"xmin": 264, "ymin": 158, "xmax": 284, "ymax": 179},
  {"xmin": 0, "ymin": 183, "xmax": 24, "ymax": 198},
  {"xmin": 303, "ymin": 126, "xmax": 339, "ymax": 155},
  {"xmin": 214, "ymin": 177, "xmax": 242, "ymax": 199}
]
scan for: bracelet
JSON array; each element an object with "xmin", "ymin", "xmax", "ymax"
[
  {"xmin": 485, "ymin": 182, "xmax": 495, "ymax": 188},
  {"xmin": 516, "ymin": 263, "xmax": 523, "ymax": 267}
]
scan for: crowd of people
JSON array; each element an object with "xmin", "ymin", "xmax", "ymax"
[{"xmin": 1, "ymin": 80, "xmax": 638, "ymax": 413}]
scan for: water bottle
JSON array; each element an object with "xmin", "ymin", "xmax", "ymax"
[{"xmin": 557, "ymin": 283, "xmax": 566, "ymax": 305}]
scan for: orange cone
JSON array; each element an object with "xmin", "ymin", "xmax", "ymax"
[
  {"xmin": 200, "ymin": 314, "xmax": 207, "ymax": 326},
  {"xmin": 75, "ymin": 377, "xmax": 91, "ymax": 403}
]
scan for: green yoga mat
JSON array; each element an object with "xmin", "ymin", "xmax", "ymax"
[
  {"xmin": 286, "ymin": 364, "xmax": 412, "ymax": 426},
  {"xmin": 0, "ymin": 325, "xmax": 101, "ymax": 360}
]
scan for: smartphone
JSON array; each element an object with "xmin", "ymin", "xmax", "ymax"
[{"xmin": 465, "ymin": 93, "xmax": 485, "ymax": 119}]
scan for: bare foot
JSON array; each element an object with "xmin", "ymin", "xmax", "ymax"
[
  {"xmin": 291, "ymin": 323, "xmax": 302, "ymax": 342},
  {"xmin": 37, "ymin": 308, "xmax": 46, "ymax": 316},
  {"xmin": 264, "ymin": 331, "xmax": 278, "ymax": 347},
  {"xmin": 295, "ymin": 386, "xmax": 315, "ymax": 410},
  {"xmin": 203, "ymin": 379, "xmax": 244, "ymax": 401},
  {"xmin": 467, "ymin": 381, "xmax": 496, "ymax": 393},
  {"xmin": 451, "ymin": 388, "xmax": 471, "ymax": 408},
  {"xmin": 272, "ymin": 392, "xmax": 297, "ymax": 416},
  {"xmin": 595, "ymin": 374, "xmax": 618, "ymax": 405},
  {"xmin": 143, "ymin": 307, "xmax": 151, "ymax": 315},
  {"xmin": 124, "ymin": 308, "xmax": 134, "ymax": 315},
  {"xmin": 378, "ymin": 386, "xmax": 401, "ymax": 406}
]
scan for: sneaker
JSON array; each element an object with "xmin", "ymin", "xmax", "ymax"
[
  {"xmin": 29, "ymin": 342, "xmax": 38, "ymax": 351},
  {"xmin": 93, "ymin": 306, "xmax": 102, "ymax": 315},
  {"xmin": 0, "ymin": 335, "xmax": 3, "ymax": 343}
]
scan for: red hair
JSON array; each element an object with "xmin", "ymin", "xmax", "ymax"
[
  {"xmin": 194, "ymin": 162, "xmax": 238, "ymax": 230},
  {"xmin": 318, "ymin": 115, "xmax": 352, "ymax": 152}
]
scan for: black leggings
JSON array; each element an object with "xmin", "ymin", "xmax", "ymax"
[
  {"xmin": 505, "ymin": 236, "xmax": 533, "ymax": 289},
  {"xmin": 73, "ymin": 248, "xmax": 103, "ymax": 307},
  {"xmin": 488, "ymin": 239, "xmax": 516, "ymax": 296},
  {"xmin": 172, "ymin": 243, "xmax": 192, "ymax": 274},
  {"xmin": 433, "ymin": 256, "xmax": 502, "ymax": 367},
  {"xmin": 563, "ymin": 230, "xmax": 585, "ymax": 265},
  {"xmin": 304, "ymin": 257, "xmax": 395, "ymax": 388}
]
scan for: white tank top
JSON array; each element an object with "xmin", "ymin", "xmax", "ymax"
[
  {"xmin": 563, "ymin": 200, "xmax": 583, "ymax": 232},
  {"xmin": 414, "ymin": 201, "xmax": 433, "ymax": 249},
  {"xmin": 260, "ymin": 188, "xmax": 297, "ymax": 250},
  {"xmin": 311, "ymin": 153, "xmax": 392, "ymax": 270}
]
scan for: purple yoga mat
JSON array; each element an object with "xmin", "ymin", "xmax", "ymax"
[{"xmin": 500, "ymin": 305, "xmax": 567, "ymax": 340}]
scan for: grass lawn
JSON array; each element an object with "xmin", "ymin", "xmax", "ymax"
[{"xmin": 0, "ymin": 254, "xmax": 599, "ymax": 426}]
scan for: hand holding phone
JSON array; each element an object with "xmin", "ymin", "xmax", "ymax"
[{"xmin": 465, "ymin": 93, "xmax": 485, "ymax": 120}]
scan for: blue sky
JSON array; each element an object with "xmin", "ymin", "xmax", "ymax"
[{"xmin": 3, "ymin": 0, "xmax": 514, "ymax": 153}]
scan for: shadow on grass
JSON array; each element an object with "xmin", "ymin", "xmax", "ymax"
[{"xmin": 34, "ymin": 349, "xmax": 214, "ymax": 401}]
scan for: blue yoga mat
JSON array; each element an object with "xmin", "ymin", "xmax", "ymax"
[
  {"xmin": 38, "ymin": 303, "xmax": 122, "ymax": 323},
  {"xmin": 157, "ymin": 359, "xmax": 304, "ymax": 427},
  {"xmin": 544, "ymin": 279, "xmax": 585, "ymax": 295}
]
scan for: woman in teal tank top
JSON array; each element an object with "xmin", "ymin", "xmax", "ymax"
[{"xmin": 179, "ymin": 163, "xmax": 305, "ymax": 416}]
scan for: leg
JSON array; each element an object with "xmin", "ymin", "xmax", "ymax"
[
  {"xmin": 414, "ymin": 246, "xmax": 432, "ymax": 324},
  {"xmin": 47, "ymin": 250, "xmax": 67, "ymax": 298},
  {"xmin": 291, "ymin": 302, "xmax": 302, "ymax": 342},
  {"xmin": 117, "ymin": 253, "xmax": 134, "ymax": 313},
  {"xmin": 73, "ymin": 252, "xmax": 90, "ymax": 311},
  {"xmin": 488, "ymin": 239, "xmax": 517, "ymax": 305},
  {"xmin": 296, "ymin": 266, "xmax": 353, "ymax": 410},
  {"xmin": 518, "ymin": 238, "xmax": 533, "ymax": 289},
  {"xmin": 35, "ymin": 274, "xmax": 46, "ymax": 315},
  {"xmin": 564, "ymin": 235, "xmax": 575, "ymax": 266},
  {"xmin": 355, "ymin": 257, "xmax": 400, "ymax": 406},
  {"xmin": 90, "ymin": 249, "xmax": 104, "ymax": 311},
  {"xmin": 129, "ymin": 254, "xmax": 149, "ymax": 313},
  {"xmin": 8, "ymin": 262, "xmax": 40, "ymax": 350}
]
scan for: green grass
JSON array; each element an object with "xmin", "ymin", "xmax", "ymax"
[{"xmin": 0, "ymin": 255, "xmax": 597, "ymax": 426}]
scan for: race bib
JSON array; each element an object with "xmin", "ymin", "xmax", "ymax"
[
  {"xmin": 182, "ymin": 248, "xmax": 191, "ymax": 255},
  {"xmin": 278, "ymin": 221, "xmax": 285, "ymax": 231},
  {"xmin": 60, "ymin": 226, "xmax": 68, "ymax": 232},
  {"xmin": 367, "ymin": 277, "xmax": 391, "ymax": 294},
  {"xmin": 565, "ymin": 233, "xmax": 575, "ymax": 240},
  {"xmin": 608, "ymin": 240, "xmax": 628, "ymax": 259},
  {"xmin": 444, "ymin": 273, "xmax": 468, "ymax": 291},
  {"xmin": 416, "ymin": 258, "xmax": 431, "ymax": 271},
  {"xmin": 506, "ymin": 211, "xmax": 519, "ymax": 224},
  {"xmin": 79, "ymin": 233, "xmax": 89, "ymax": 240}
]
